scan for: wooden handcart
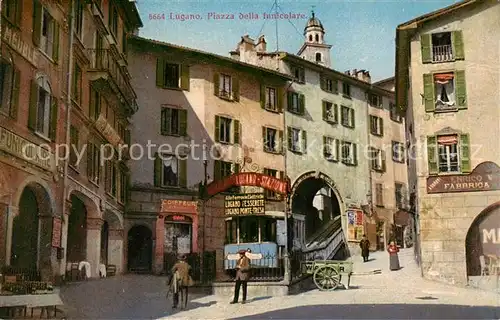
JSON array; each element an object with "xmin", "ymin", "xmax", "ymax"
[{"xmin": 301, "ymin": 260, "xmax": 353, "ymax": 291}]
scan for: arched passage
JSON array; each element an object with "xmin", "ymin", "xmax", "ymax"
[
  {"xmin": 66, "ymin": 194, "xmax": 88, "ymax": 262},
  {"xmin": 127, "ymin": 225, "xmax": 152, "ymax": 273},
  {"xmin": 102, "ymin": 210, "xmax": 124, "ymax": 272}
]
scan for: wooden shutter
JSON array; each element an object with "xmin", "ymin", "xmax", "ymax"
[
  {"xmin": 334, "ymin": 104, "xmax": 338, "ymax": 123},
  {"xmin": 299, "ymin": 94, "xmax": 305, "ymax": 115},
  {"xmin": 232, "ymin": 77, "xmax": 239, "ymax": 101},
  {"xmin": 160, "ymin": 108, "xmax": 166, "ymax": 135},
  {"xmin": 379, "ymin": 118, "xmax": 384, "ymax": 136},
  {"xmin": 287, "ymin": 127, "xmax": 292, "ymax": 150},
  {"xmin": 213, "ymin": 73, "xmax": 219, "ymax": 96},
  {"xmin": 319, "ymin": 75, "xmax": 325, "ymax": 90},
  {"xmin": 262, "ymin": 127, "xmax": 267, "ymax": 151},
  {"xmin": 460, "ymin": 133, "xmax": 471, "ymax": 173},
  {"xmin": 32, "ymin": 0, "xmax": 42, "ymax": 46},
  {"xmin": 427, "ymin": 136, "xmax": 438, "ymax": 175},
  {"xmin": 156, "ymin": 58, "xmax": 164, "ymax": 87},
  {"xmin": 233, "ymin": 119, "xmax": 240, "ymax": 144},
  {"xmin": 301, "ymin": 130, "xmax": 307, "ymax": 153},
  {"xmin": 352, "ymin": 143, "xmax": 358, "ymax": 165},
  {"xmin": 334, "ymin": 139, "xmax": 339, "ymax": 161},
  {"xmin": 9, "ymin": 68, "xmax": 20, "ymax": 120},
  {"xmin": 452, "ymin": 30, "xmax": 464, "ymax": 60},
  {"xmin": 214, "ymin": 116, "xmax": 220, "ymax": 142},
  {"xmin": 287, "ymin": 91, "xmax": 292, "ymax": 111},
  {"xmin": 49, "ymin": 96, "xmax": 58, "ymax": 141},
  {"xmin": 86, "ymin": 143, "xmax": 93, "ymax": 179},
  {"xmin": 154, "ymin": 153, "xmax": 162, "ymax": 186},
  {"xmin": 179, "ymin": 158, "xmax": 187, "ymax": 187},
  {"xmin": 52, "ymin": 22, "xmax": 60, "ymax": 63},
  {"xmin": 278, "ymin": 130, "xmax": 284, "ymax": 153},
  {"xmin": 322, "ymin": 101, "xmax": 327, "ymax": 120},
  {"xmin": 455, "ymin": 70, "xmax": 467, "ymax": 109},
  {"xmin": 214, "ymin": 160, "xmax": 221, "ymax": 181},
  {"xmin": 351, "ymin": 108, "xmax": 355, "ymax": 128},
  {"xmin": 423, "ymin": 73, "xmax": 435, "ymax": 112},
  {"xmin": 28, "ymin": 80, "xmax": 38, "ymax": 131},
  {"xmin": 179, "ymin": 109, "xmax": 188, "ymax": 136},
  {"xmin": 180, "ymin": 65, "xmax": 190, "ymax": 90},
  {"xmin": 323, "ymin": 136, "xmax": 328, "ymax": 157},
  {"xmin": 260, "ymin": 84, "xmax": 266, "ymax": 109},
  {"xmin": 381, "ymin": 150, "xmax": 386, "ymax": 172},
  {"xmin": 277, "ymin": 87, "xmax": 283, "ymax": 112},
  {"xmin": 105, "ymin": 160, "xmax": 112, "ymax": 193},
  {"xmin": 420, "ymin": 33, "xmax": 432, "ymax": 63},
  {"xmin": 234, "ymin": 163, "xmax": 240, "ymax": 174}
]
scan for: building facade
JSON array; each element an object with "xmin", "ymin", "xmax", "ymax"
[
  {"xmin": 127, "ymin": 36, "xmax": 290, "ymax": 274},
  {"xmin": 230, "ymin": 12, "xmax": 409, "ymax": 256},
  {"xmin": 395, "ymin": 0, "xmax": 500, "ymax": 290}
]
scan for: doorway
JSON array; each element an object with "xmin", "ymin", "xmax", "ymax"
[{"xmin": 127, "ymin": 225, "xmax": 152, "ymax": 272}]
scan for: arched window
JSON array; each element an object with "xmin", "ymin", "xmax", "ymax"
[
  {"xmin": 315, "ymin": 34, "xmax": 319, "ymax": 42},
  {"xmin": 315, "ymin": 52, "xmax": 322, "ymax": 62},
  {"xmin": 0, "ymin": 49, "xmax": 15, "ymax": 115},
  {"xmin": 33, "ymin": 75, "xmax": 54, "ymax": 138},
  {"xmin": 309, "ymin": 35, "xmax": 312, "ymax": 42}
]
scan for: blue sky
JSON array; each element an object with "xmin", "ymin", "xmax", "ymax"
[{"xmin": 135, "ymin": 0, "xmax": 459, "ymax": 82}]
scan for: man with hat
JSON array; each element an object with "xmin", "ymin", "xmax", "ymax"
[
  {"xmin": 170, "ymin": 254, "xmax": 193, "ymax": 309},
  {"xmin": 230, "ymin": 249, "xmax": 251, "ymax": 304}
]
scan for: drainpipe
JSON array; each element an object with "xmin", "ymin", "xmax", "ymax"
[{"xmin": 365, "ymin": 92, "xmax": 374, "ymax": 247}]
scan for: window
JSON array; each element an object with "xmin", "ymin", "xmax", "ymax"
[
  {"xmin": 160, "ymin": 155, "xmax": 179, "ymax": 187},
  {"xmin": 117, "ymin": 169, "xmax": 127, "ymax": 204},
  {"xmin": 28, "ymin": 76, "xmax": 57, "ymax": 139},
  {"xmin": 215, "ymin": 116, "xmax": 240, "ymax": 144},
  {"xmin": 263, "ymin": 168, "xmax": 282, "ymax": 200},
  {"xmin": 75, "ymin": 0, "xmax": 84, "ymax": 38},
  {"xmin": 69, "ymin": 126, "xmax": 79, "ymax": 167},
  {"xmin": 218, "ymin": 74, "xmax": 232, "ymax": 99},
  {"xmin": 427, "ymin": 134, "xmax": 471, "ymax": 175},
  {"xmin": 105, "ymin": 158, "xmax": 118, "ymax": 196},
  {"xmin": 33, "ymin": 3, "xmax": 60, "ymax": 62},
  {"xmin": 287, "ymin": 127, "xmax": 306, "ymax": 153},
  {"xmin": 89, "ymin": 87, "xmax": 101, "ymax": 120},
  {"xmin": 375, "ymin": 184, "xmax": 383, "ymax": 207},
  {"xmin": 315, "ymin": 52, "xmax": 322, "ymax": 62},
  {"xmin": 369, "ymin": 94, "xmax": 382, "ymax": 108},
  {"xmin": 424, "ymin": 71, "xmax": 466, "ymax": 112},
  {"xmin": 0, "ymin": 53, "xmax": 20, "ymax": 118},
  {"xmin": 263, "ymin": 127, "xmax": 282, "ymax": 153},
  {"xmin": 431, "ymin": 32, "xmax": 453, "ymax": 62},
  {"xmin": 156, "ymin": 59, "xmax": 190, "ymax": 90},
  {"xmin": 438, "ymin": 135, "xmax": 459, "ymax": 173},
  {"xmin": 370, "ymin": 115, "xmax": 383, "ymax": 136},
  {"xmin": 265, "ymin": 87, "xmax": 277, "ymax": 111},
  {"xmin": 342, "ymin": 82, "xmax": 351, "ymax": 97},
  {"xmin": 214, "ymin": 160, "xmax": 240, "ymax": 193},
  {"xmin": 322, "ymin": 101, "xmax": 338, "ymax": 123},
  {"xmin": 341, "ymin": 106, "xmax": 355, "ymax": 128},
  {"xmin": 287, "ymin": 92, "xmax": 304, "ymax": 114},
  {"xmin": 291, "ymin": 66, "xmax": 305, "ymax": 83},
  {"xmin": 323, "ymin": 136, "xmax": 339, "ymax": 161},
  {"xmin": 226, "ymin": 217, "xmax": 278, "ymax": 244},
  {"xmin": 370, "ymin": 147, "xmax": 385, "ymax": 171},
  {"xmin": 161, "ymin": 106, "xmax": 187, "ymax": 136},
  {"xmin": 87, "ymin": 143, "xmax": 101, "ymax": 184},
  {"xmin": 341, "ymin": 141, "xmax": 357, "ymax": 165},
  {"xmin": 421, "ymin": 31, "xmax": 464, "ymax": 64},
  {"xmin": 109, "ymin": 4, "xmax": 118, "ymax": 36},
  {"xmin": 320, "ymin": 75, "xmax": 337, "ymax": 94},
  {"xmin": 395, "ymin": 183, "xmax": 404, "ymax": 209},
  {"xmin": 392, "ymin": 141, "xmax": 405, "ymax": 163},
  {"xmin": 72, "ymin": 63, "xmax": 82, "ymax": 105},
  {"xmin": 390, "ymin": 102, "xmax": 402, "ymax": 123},
  {"xmin": 41, "ymin": 9, "xmax": 55, "ymax": 58},
  {"xmin": 2, "ymin": 0, "xmax": 21, "ymax": 25},
  {"xmin": 164, "ymin": 63, "xmax": 180, "ymax": 88}
]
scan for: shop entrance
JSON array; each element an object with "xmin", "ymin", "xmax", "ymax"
[
  {"xmin": 164, "ymin": 215, "xmax": 193, "ymax": 255},
  {"xmin": 127, "ymin": 225, "xmax": 153, "ymax": 272},
  {"xmin": 11, "ymin": 188, "xmax": 39, "ymax": 270}
]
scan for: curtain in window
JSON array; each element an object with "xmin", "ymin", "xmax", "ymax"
[
  {"xmin": 162, "ymin": 157, "xmax": 178, "ymax": 186},
  {"xmin": 434, "ymin": 73, "xmax": 455, "ymax": 106},
  {"xmin": 292, "ymin": 130, "xmax": 299, "ymax": 145}
]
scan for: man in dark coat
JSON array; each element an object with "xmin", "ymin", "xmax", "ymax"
[
  {"xmin": 360, "ymin": 235, "xmax": 370, "ymax": 262},
  {"xmin": 230, "ymin": 250, "xmax": 251, "ymax": 304}
]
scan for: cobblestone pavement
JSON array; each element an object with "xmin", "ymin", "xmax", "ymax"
[{"xmin": 165, "ymin": 249, "xmax": 500, "ymax": 319}]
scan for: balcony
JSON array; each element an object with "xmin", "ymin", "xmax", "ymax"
[
  {"xmin": 432, "ymin": 45, "xmax": 453, "ymax": 63},
  {"xmin": 87, "ymin": 49, "xmax": 138, "ymax": 113}
]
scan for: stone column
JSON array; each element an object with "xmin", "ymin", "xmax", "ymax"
[
  {"xmin": 154, "ymin": 215, "xmax": 165, "ymax": 274},
  {"xmin": 86, "ymin": 217, "xmax": 103, "ymax": 278},
  {"xmin": 108, "ymin": 229, "xmax": 124, "ymax": 274}
]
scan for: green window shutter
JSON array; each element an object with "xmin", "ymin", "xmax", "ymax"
[
  {"xmin": 214, "ymin": 160, "xmax": 221, "ymax": 181},
  {"xmin": 179, "ymin": 109, "xmax": 188, "ymax": 136},
  {"xmin": 86, "ymin": 143, "xmax": 93, "ymax": 179},
  {"xmin": 455, "ymin": 70, "xmax": 467, "ymax": 109},
  {"xmin": 154, "ymin": 152, "xmax": 162, "ymax": 186},
  {"xmin": 232, "ymin": 77, "xmax": 239, "ymax": 101},
  {"xmin": 423, "ymin": 73, "xmax": 435, "ymax": 112},
  {"xmin": 380, "ymin": 118, "xmax": 384, "ymax": 136},
  {"xmin": 15, "ymin": 0, "xmax": 22, "ymax": 26},
  {"xmin": 279, "ymin": 171, "xmax": 284, "ymax": 180},
  {"xmin": 28, "ymin": 80, "xmax": 38, "ymax": 131},
  {"xmin": 52, "ymin": 22, "xmax": 60, "ymax": 63},
  {"xmin": 262, "ymin": 127, "xmax": 266, "ymax": 151},
  {"xmin": 233, "ymin": 119, "xmax": 240, "ymax": 144},
  {"xmin": 381, "ymin": 151, "xmax": 386, "ymax": 172},
  {"xmin": 277, "ymin": 87, "xmax": 283, "ymax": 112},
  {"xmin": 322, "ymin": 101, "xmax": 327, "ymax": 120},
  {"xmin": 180, "ymin": 65, "xmax": 190, "ymax": 91},
  {"xmin": 279, "ymin": 130, "xmax": 284, "ymax": 153},
  {"xmin": 287, "ymin": 91, "xmax": 292, "ymax": 111},
  {"xmin": 452, "ymin": 30, "xmax": 464, "ymax": 60},
  {"xmin": 334, "ymin": 104, "xmax": 338, "ymax": 123},
  {"xmin": 213, "ymin": 73, "xmax": 219, "ymax": 96},
  {"xmin": 427, "ymin": 136, "xmax": 438, "ymax": 175},
  {"xmin": 234, "ymin": 163, "xmax": 241, "ymax": 174},
  {"xmin": 214, "ymin": 116, "xmax": 220, "ymax": 142},
  {"xmin": 160, "ymin": 108, "xmax": 166, "ymax": 135},
  {"xmin": 32, "ymin": 0, "xmax": 42, "ymax": 46},
  {"xmin": 460, "ymin": 133, "xmax": 471, "ymax": 173},
  {"xmin": 89, "ymin": 87, "xmax": 96, "ymax": 120},
  {"xmin": 260, "ymin": 85, "xmax": 266, "ymax": 109},
  {"xmin": 9, "ymin": 68, "xmax": 20, "ymax": 120},
  {"xmin": 124, "ymin": 129, "xmax": 131, "ymax": 146},
  {"xmin": 301, "ymin": 130, "xmax": 307, "ymax": 153},
  {"xmin": 179, "ymin": 158, "xmax": 187, "ymax": 187},
  {"xmin": 352, "ymin": 143, "xmax": 358, "ymax": 165},
  {"xmin": 299, "ymin": 94, "xmax": 305, "ymax": 115},
  {"xmin": 420, "ymin": 33, "xmax": 432, "ymax": 63},
  {"xmin": 334, "ymin": 80, "xmax": 338, "ymax": 94},
  {"xmin": 351, "ymin": 109, "xmax": 355, "ymax": 128},
  {"xmin": 287, "ymin": 127, "xmax": 292, "ymax": 150},
  {"xmin": 319, "ymin": 75, "xmax": 325, "ymax": 90},
  {"xmin": 323, "ymin": 136, "xmax": 327, "ymax": 157},
  {"xmin": 156, "ymin": 58, "xmax": 164, "ymax": 87},
  {"xmin": 49, "ymin": 96, "xmax": 58, "ymax": 141}
]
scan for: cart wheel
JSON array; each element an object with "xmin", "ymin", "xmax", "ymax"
[{"xmin": 313, "ymin": 266, "xmax": 340, "ymax": 291}]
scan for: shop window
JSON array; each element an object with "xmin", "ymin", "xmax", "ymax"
[
  {"xmin": 164, "ymin": 222, "xmax": 191, "ymax": 254},
  {"xmin": 239, "ymin": 217, "xmax": 259, "ymax": 243},
  {"xmin": 225, "ymin": 217, "xmax": 278, "ymax": 244}
]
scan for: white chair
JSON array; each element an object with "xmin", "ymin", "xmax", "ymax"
[
  {"xmin": 99, "ymin": 264, "xmax": 107, "ymax": 278},
  {"xmin": 78, "ymin": 261, "xmax": 91, "ymax": 279}
]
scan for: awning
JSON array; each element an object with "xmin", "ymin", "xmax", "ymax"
[
  {"xmin": 437, "ymin": 135, "xmax": 458, "ymax": 145},
  {"xmin": 434, "ymin": 73, "xmax": 454, "ymax": 84}
]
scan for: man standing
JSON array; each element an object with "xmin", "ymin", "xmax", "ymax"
[
  {"xmin": 170, "ymin": 254, "xmax": 193, "ymax": 309},
  {"xmin": 360, "ymin": 235, "xmax": 370, "ymax": 262},
  {"xmin": 230, "ymin": 249, "xmax": 251, "ymax": 304}
]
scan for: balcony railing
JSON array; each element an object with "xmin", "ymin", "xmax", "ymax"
[
  {"xmin": 432, "ymin": 45, "xmax": 453, "ymax": 62},
  {"xmin": 87, "ymin": 49, "xmax": 137, "ymax": 111}
]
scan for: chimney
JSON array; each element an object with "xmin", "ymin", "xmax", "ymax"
[
  {"xmin": 363, "ymin": 70, "xmax": 371, "ymax": 83},
  {"xmin": 239, "ymin": 34, "xmax": 255, "ymax": 53},
  {"xmin": 255, "ymin": 35, "xmax": 266, "ymax": 52}
]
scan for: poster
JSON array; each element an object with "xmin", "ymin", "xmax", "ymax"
[
  {"xmin": 347, "ymin": 210, "xmax": 365, "ymax": 241},
  {"xmin": 51, "ymin": 217, "xmax": 62, "ymax": 248}
]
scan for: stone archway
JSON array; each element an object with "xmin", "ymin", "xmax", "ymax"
[
  {"xmin": 10, "ymin": 180, "xmax": 55, "ymax": 281},
  {"xmin": 102, "ymin": 210, "xmax": 124, "ymax": 273},
  {"xmin": 127, "ymin": 225, "xmax": 153, "ymax": 273}
]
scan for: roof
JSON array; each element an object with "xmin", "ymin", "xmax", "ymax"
[
  {"xmin": 121, "ymin": 1, "xmax": 143, "ymax": 28},
  {"xmin": 280, "ymin": 53, "xmax": 394, "ymax": 98},
  {"xmin": 373, "ymin": 76, "xmax": 394, "ymax": 86},
  {"xmin": 128, "ymin": 36, "xmax": 292, "ymax": 81},
  {"xmin": 305, "ymin": 11, "xmax": 324, "ymax": 32},
  {"xmin": 394, "ymin": 0, "xmax": 479, "ymax": 110}
]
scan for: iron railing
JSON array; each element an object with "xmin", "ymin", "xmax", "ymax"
[
  {"xmin": 164, "ymin": 251, "xmax": 216, "ymax": 284},
  {"xmin": 1, "ymin": 266, "xmax": 41, "ymax": 281},
  {"xmin": 432, "ymin": 45, "xmax": 453, "ymax": 62}
]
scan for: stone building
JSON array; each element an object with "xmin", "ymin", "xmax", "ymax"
[
  {"xmin": 395, "ymin": 0, "xmax": 500, "ymax": 290},
  {"xmin": 0, "ymin": 0, "xmax": 142, "ymax": 281},
  {"xmin": 229, "ymin": 12, "xmax": 409, "ymax": 256},
  {"xmin": 127, "ymin": 36, "xmax": 290, "ymax": 274}
]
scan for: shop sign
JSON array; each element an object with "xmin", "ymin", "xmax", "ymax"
[
  {"xmin": 427, "ymin": 161, "xmax": 500, "ymax": 194},
  {"xmin": 95, "ymin": 114, "xmax": 124, "ymax": 148},
  {"xmin": 160, "ymin": 199, "xmax": 198, "ymax": 214},
  {"xmin": 224, "ymin": 193, "xmax": 265, "ymax": 216},
  {"xmin": 2, "ymin": 24, "xmax": 39, "ymax": 67},
  {"xmin": 0, "ymin": 126, "xmax": 54, "ymax": 171},
  {"xmin": 207, "ymin": 173, "xmax": 288, "ymax": 196},
  {"xmin": 347, "ymin": 209, "xmax": 364, "ymax": 241},
  {"xmin": 51, "ymin": 217, "xmax": 62, "ymax": 248},
  {"xmin": 164, "ymin": 215, "xmax": 193, "ymax": 222}
]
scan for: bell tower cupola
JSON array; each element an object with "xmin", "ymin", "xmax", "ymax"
[{"xmin": 297, "ymin": 10, "xmax": 332, "ymax": 68}]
